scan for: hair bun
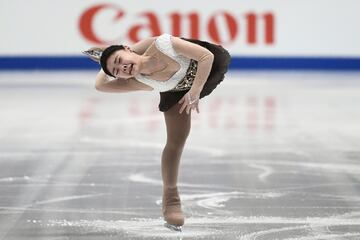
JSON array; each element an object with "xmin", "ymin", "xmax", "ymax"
[{"xmin": 82, "ymin": 47, "xmax": 103, "ymax": 63}]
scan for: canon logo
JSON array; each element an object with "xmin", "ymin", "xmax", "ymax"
[{"xmin": 79, "ymin": 4, "xmax": 275, "ymax": 46}]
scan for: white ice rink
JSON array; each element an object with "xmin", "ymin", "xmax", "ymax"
[{"xmin": 0, "ymin": 71, "xmax": 360, "ymax": 239}]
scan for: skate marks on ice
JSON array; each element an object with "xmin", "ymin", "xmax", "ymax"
[
  {"xmin": 237, "ymin": 212, "xmax": 360, "ymax": 240},
  {"xmin": 40, "ymin": 218, "xmax": 219, "ymax": 239},
  {"xmin": 39, "ymin": 213, "xmax": 360, "ymax": 239},
  {"xmin": 3, "ymin": 154, "xmax": 360, "ymax": 239},
  {"xmin": 34, "ymin": 185, "xmax": 360, "ymax": 239},
  {"xmin": 122, "ymin": 156, "xmax": 360, "ymax": 239}
]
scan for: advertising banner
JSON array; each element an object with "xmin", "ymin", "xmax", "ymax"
[{"xmin": 1, "ymin": 0, "xmax": 359, "ymax": 70}]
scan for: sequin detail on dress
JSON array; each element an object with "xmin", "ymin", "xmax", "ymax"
[{"xmin": 167, "ymin": 59, "xmax": 198, "ymax": 92}]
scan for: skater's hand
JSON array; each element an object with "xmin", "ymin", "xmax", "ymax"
[{"xmin": 178, "ymin": 92, "xmax": 200, "ymax": 114}]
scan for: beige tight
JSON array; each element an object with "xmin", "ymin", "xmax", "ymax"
[{"xmin": 161, "ymin": 103, "xmax": 191, "ymax": 189}]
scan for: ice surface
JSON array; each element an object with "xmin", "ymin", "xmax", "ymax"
[{"xmin": 0, "ymin": 71, "xmax": 360, "ymax": 239}]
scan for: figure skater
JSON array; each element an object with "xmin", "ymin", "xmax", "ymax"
[{"xmin": 83, "ymin": 33, "xmax": 231, "ymax": 231}]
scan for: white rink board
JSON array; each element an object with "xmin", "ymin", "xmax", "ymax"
[{"xmin": 0, "ymin": 0, "xmax": 359, "ymax": 57}]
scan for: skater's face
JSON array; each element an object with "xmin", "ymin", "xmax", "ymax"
[{"xmin": 106, "ymin": 47, "xmax": 140, "ymax": 79}]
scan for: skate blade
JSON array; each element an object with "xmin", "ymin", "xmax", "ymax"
[{"xmin": 164, "ymin": 222, "xmax": 182, "ymax": 232}]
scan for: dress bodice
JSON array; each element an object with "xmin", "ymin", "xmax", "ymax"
[{"xmin": 134, "ymin": 34, "xmax": 191, "ymax": 92}]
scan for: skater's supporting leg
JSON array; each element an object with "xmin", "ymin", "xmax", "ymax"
[
  {"xmin": 161, "ymin": 103, "xmax": 191, "ymax": 188},
  {"xmin": 161, "ymin": 103, "xmax": 190, "ymax": 229}
]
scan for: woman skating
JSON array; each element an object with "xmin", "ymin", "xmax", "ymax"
[{"xmin": 83, "ymin": 33, "xmax": 231, "ymax": 231}]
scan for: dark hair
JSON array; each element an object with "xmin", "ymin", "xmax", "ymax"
[{"xmin": 100, "ymin": 45, "xmax": 125, "ymax": 77}]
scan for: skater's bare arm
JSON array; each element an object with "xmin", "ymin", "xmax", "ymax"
[
  {"xmin": 171, "ymin": 36, "xmax": 214, "ymax": 96},
  {"xmin": 95, "ymin": 70, "xmax": 153, "ymax": 93},
  {"xmin": 130, "ymin": 37, "xmax": 157, "ymax": 54}
]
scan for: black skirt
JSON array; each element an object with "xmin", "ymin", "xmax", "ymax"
[{"xmin": 158, "ymin": 38, "xmax": 231, "ymax": 112}]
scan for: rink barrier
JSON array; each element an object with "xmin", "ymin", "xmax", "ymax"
[{"xmin": 0, "ymin": 56, "xmax": 360, "ymax": 71}]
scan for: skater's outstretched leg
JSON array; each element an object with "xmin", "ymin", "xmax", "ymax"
[{"xmin": 161, "ymin": 103, "xmax": 191, "ymax": 230}]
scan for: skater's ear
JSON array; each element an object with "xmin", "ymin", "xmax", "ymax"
[{"xmin": 82, "ymin": 47, "xmax": 106, "ymax": 63}]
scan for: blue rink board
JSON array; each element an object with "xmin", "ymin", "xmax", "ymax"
[{"xmin": 0, "ymin": 56, "xmax": 360, "ymax": 71}]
